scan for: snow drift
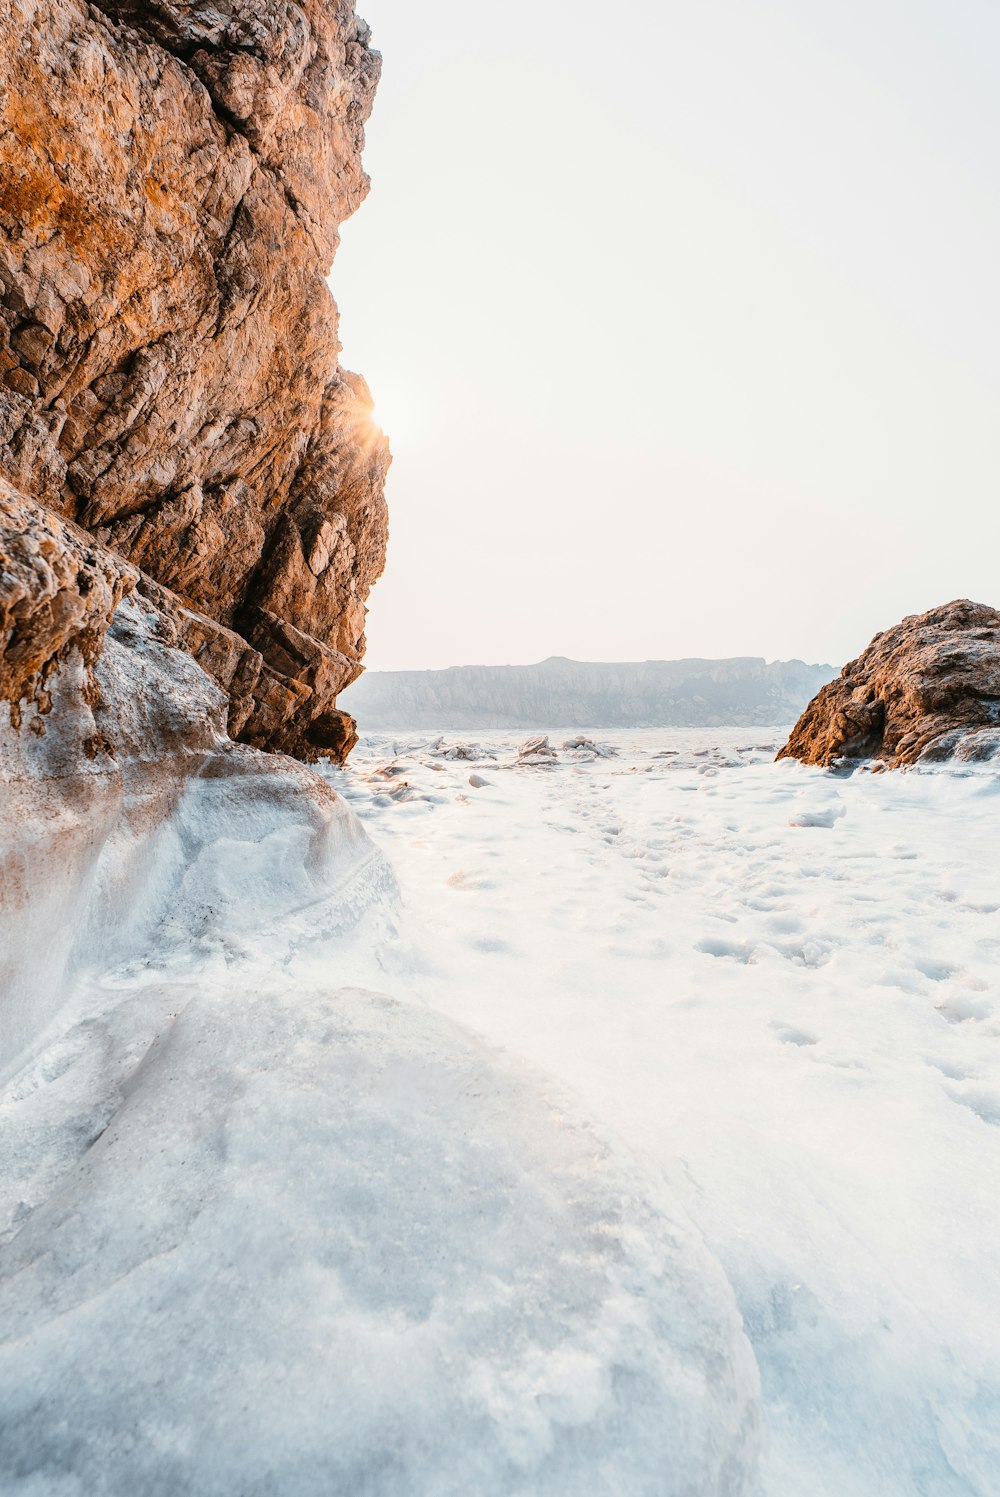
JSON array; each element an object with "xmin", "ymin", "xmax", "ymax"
[{"xmin": 0, "ymin": 984, "xmax": 759, "ymax": 1496}]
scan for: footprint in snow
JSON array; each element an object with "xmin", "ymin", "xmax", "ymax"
[
  {"xmin": 927, "ymin": 1057, "xmax": 975, "ymax": 1082},
  {"xmin": 772, "ymin": 940, "xmax": 831, "ymax": 970},
  {"xmin": 770, "ymin": 1022, "xmax": 819, "ymax": 1047},
  {"xmin": 695, "ymin": 936, "xmax": 756, "ymax": 964},
  {"xmin": 936, "ymin": 993, "xmax": 994, "ymax": 1024},
  {"xmin": 914, "ymin": 957, "xmax": 958, "ymax": 982},
  {"xmin": 945, "ymin": 1085, "xmax": 1000, "ymax": 1127}
]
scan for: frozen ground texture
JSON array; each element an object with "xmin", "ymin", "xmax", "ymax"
[
  {"xmin": 332, "ymin": 731, "xmax": 1000, "ymax": 1497},
  {"xmin": 2, "ymin": 716, "xmax": 998, "ymax": 1495},
  {"xmin": 0, "ymin": 660, "xmax": 759, "ymax": 1496},
  {"xmin": 0, "ymin": 987, "xmax": 757, "ymax": 1496}
]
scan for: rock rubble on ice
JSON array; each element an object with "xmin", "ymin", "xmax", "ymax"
[{"xmin": 518, "ymin": 735, "xmax": 558, "ymax": 764}]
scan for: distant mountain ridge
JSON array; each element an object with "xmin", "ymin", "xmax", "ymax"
[{"xmin": 340, "ymin": 655, "xmax": 836, "ymax": 730}]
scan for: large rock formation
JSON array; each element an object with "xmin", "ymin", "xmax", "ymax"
[
  {"xmin": 340, "ymin": 655, "xmax": 834, "ymax": 731},
  {"xmin": 778, "ymin": 599, "xmax": 1000, "ymax": 768},
  {"xmin": 0, "ymin": 0, "xmax": 389, "ymax": 761}
]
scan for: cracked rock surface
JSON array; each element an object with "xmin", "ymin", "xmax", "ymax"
[
  {"xmin": 778, "ymin": 599, "xmax": 1000, "ymax": 768},
  {"xmin": 1, "ymin": 0, "xmax": 388, "ymax": 761}
]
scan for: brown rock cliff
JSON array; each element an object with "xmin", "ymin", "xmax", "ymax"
[
  {"xmin": 0, "ymin": 0, "xmax": 388, "ymax": 760},
  {"xmin": 778, "ymin": 600, "xmax": 1000, "ymax": 768}
]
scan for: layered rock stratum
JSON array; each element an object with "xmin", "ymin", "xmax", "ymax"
[
  {"xmin": 778, "ymin": 599, "xmax": 1000, "ymax": 768},
  {"xmin": 340, "ymin": 655, "xmax": 834, "ymax": 731},
  {"xmin": 1, "ymin": 0, "xmax": 389, "ymax": 762}
]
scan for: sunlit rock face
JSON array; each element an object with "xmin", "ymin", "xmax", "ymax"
[
  {"xmin": 0, "ymin": 0, "xmax": 388, "ymax": 761},
  {"xmin": 778, "ymin": 599, "xmax": 1000, "ymax": 768}
]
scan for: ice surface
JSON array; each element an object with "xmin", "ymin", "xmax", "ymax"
[
  {"xmin": 4, "ymin": 719, "xmax": 1000, "ymax": 1495},
  {"xmin": 0, "ymin": 985, "xmax": 758, "ymax": 1496},
  {"xmin": 0, "ymin": 685, "xmax": 760, "ymax": 1495},
  {"xmin": 331, "ymin": 730, "xmax": 1000, "ymax": 1497}
]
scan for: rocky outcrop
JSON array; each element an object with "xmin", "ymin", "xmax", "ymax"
[
  {"xmin": 0, "ymin": 474, "xmax": 365, "ymax": 760},
  {"xmin": 0, "ymin": 0, "xmax": 388, "ymax": 761},
  {"xmin": 340, "ymin": 655, "xmax": 834, "ymax": 731},
  {"xmin": 778, "ymin": 600, "xmax": 1000, "ymax": 768}
]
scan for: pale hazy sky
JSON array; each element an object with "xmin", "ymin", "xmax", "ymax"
[{"xmin": 333, "ymin": 0, "xmax": 1000, "ymax": 671}]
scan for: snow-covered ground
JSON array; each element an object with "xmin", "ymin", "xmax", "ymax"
[
  {"xmin": 331, "ymin": 730, "xmax": 1000, "ymax": 1497},
  {"xmin": 2, "ymin": 725, "xmax": 999, "ymax": 1495}
]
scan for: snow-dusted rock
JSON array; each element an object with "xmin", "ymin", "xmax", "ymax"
[
  {"xmin": 429, "ymin": 739, "xmax": 496, "ymax": 762},
  {"xmin": 0, "ymin": 985, "xmax": 760, "ymax": 1496},
  {"xmin": 0, "ymin": 593, "xmax": 390, "ymax": 1076},
  {"xmin": 518, "ymin": 735, "xmax": 557, "ymax": 765},
  {"xmin": 0, "ymin": 480, "xmax": 137, "ymax": 716},
  {"xmin": 561, "ymin": 735, "xmax": 616, "ymax": 759}
]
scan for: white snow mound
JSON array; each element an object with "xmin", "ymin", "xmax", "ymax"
[{"xmin": 0, "ymin": 985, "xmax": 760, "ymax": 1497}]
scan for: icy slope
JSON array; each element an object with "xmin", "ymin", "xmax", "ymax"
[
  {"xmin": 0, "ymin": 984, "xmax": 758, "ymax": 1496},
  {"xmin": 0, "ymin": 595, "xmax": 387, "ymax": 1077},
  {"xmin": 335, "ymin": 731, "xmax": 1000, "ymax": 1497}
]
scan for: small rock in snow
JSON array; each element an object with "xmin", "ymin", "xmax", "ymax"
[{"xmin": 518, "ymin": 735, "xmax": 557, "ymax": 764}]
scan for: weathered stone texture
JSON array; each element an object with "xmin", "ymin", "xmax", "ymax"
[
  {"xmin": 0, "ymin": 0, "xmax": 388, "ymax": 760},
  {"xmin": 778, "ymin": 600, "xmax": 1000, "ymax": 768},
  {"xmin": 0, "ymin": 475, "xmax": 136, "ymax": 723}
]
